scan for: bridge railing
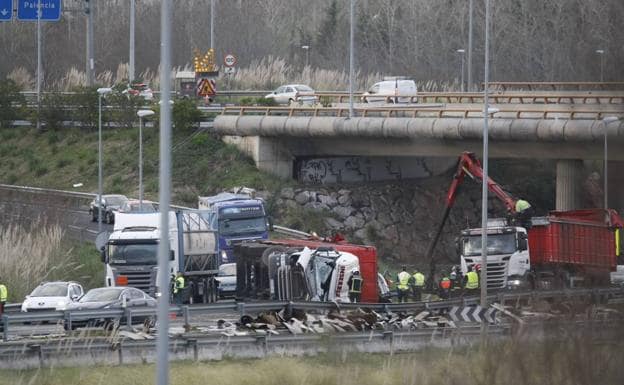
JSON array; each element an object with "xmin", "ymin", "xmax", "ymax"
[
  {"xmin": 485, "ymin": 81, "xmax": 624, "ymax": 91},
  {"xmin": 220, "ymin": 105, "xmax": 624, "ymax": 120}
]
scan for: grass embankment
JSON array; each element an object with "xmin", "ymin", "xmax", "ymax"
[
  {"xmin": 0, "ymin": 221, "xmax": 102, "ymax": 301},
  {"xmin": 2, "ymin": 335, "xmax": 623, "ymax": 385},
  {"xmin": 0, "ymin": 125, "xmax": 282, "ymax": 207}
]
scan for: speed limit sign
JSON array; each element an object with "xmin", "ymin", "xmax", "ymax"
[{"xmin": 224, "ymin": 54, "xmax": 237, "ymax": 67}]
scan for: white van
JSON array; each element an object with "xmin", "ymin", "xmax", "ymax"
[{"xmin": 361, "ymin": 79, "xmax": 417, "ymax": 103}]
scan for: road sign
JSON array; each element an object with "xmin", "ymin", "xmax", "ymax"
[
  {"xmin": 448, "ymin": 305, "xmax": 497, "ymax": 323},
  {"xmin": 196, "ymin": 77, "xmax": 216, "ymax": 97},
  {"xmin": 224, "ymin": 54, "xmax": 237, "ymax": 67},
  {"xmin": 0, "ymin": 0, "xmax": 12, "ymax": 21},
  {"xmin": 17, "ymin": 0, "xmax": 62, "ymax": 21},
  {"xmin": 224, "ymin": 67, "xmax": 236, "ymax": 75}
]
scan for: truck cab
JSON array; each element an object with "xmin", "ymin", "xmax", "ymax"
[
  {"xmin": 103, "ymin": 211, "xmax": 220, "ymax": 302},
  {"xmin": 458, "ymin": 219, "xmax": 530, "ymax": 290},
  {"xmin": 198, "ymin": 193, "xmax": 270, "ymax": 264}
]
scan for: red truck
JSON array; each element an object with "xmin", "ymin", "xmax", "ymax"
[
  {"xmin": 428, "ymin": 152, "xmax": 623, "ymax": 289},
  {"xmin": 234, "ymin": 236, "xmax": 383, "ymax": 302}
]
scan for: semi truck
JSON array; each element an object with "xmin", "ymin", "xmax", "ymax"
[
  {"xmin": 198, "ymin": 192, "xmax": 270, "ymax": 264},
  {"xmin": 101, "ymin": 210, "xmax": 221, "ymax": 303},
  {"xmin": 458, "ymin": 210, "xmax": 622, "ymax": 289},
  {"xmin": 233, "ymin": 236, "xmax": 385, "ymax": 303},
  {"xmin": 427, "ymin": 151, "xmax": 623, "ymax": 290}
]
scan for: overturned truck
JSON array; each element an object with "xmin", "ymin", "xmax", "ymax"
[{"xmin": 234, "ymin": 238, "xmax": 386, "ymax": 303}]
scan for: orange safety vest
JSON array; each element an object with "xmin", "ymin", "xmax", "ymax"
[{"xmin": 440, "ymin": 277, "xmax": 451, "ymax": 289}]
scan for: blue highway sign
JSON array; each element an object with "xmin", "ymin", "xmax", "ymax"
[
  {"xmin": 0, "ymin": 0, "xmax": 12, "ymax": 21},
  {"xmin": 17, "ymin": 0, "xmax": 62, "ymax": 21}
]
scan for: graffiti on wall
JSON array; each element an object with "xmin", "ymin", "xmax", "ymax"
[{"xmin": 297, "ymin": 157, "xmax": 445, "ymax": 184}]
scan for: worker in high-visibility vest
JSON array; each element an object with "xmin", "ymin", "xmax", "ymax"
[
  {"xmin": 172, "ymin": 272, "xmax": 186, "ymax": 306},
  {"xmin": 0, "ymin": 278, "xmax": 8, "ymax": 316},
  {"xmin": 438, "ymin": 276, "xmax": 451, "ymax": 299},
  {"xmin": 396, "ymin": 266, "xmax": 411, "ymax": 303},
  {"xmin": 464, "ymin": 265, "xmax": 480, "ymax": 295},
  {"xmin": 412, "ymin": 269, "xmax": 425, "ymax": 301},
  {"xmin": 348, "ymin": 270, "xmax": 363, "ymax": 303},
  {"xmin": 514, "ymin": 198, "xmax": 534, "ymax": 228}
]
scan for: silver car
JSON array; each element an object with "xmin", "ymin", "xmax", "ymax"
[
  {"xmin": 216, "ymin": 263, "xmax": 237, "ymax": 298},
  {"xmin": 265, "ymin": 84, "xmax": 317, "ymax": 105},
  {"xmin": 21, "ymin": 281, "xmax": 84, "ymax": 312}
]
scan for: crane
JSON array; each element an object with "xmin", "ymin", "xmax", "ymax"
[{"xmin": 424, "ymin": 151, "xmax": 523, "ymax": 290}]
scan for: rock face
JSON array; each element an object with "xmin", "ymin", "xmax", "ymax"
[{"xmin": 272, "ymin": 177, "xmax": 490, "ymax": 264}]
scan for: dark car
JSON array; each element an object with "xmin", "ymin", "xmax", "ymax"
[
  {"xmin": 65, "ymin": 287, "xmax": 156, "ymax": 330},
  {"xmin": 89, "ymin": 194, "xmax": 129, "ymax": 224}
]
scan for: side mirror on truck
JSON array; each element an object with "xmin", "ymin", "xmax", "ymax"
[
  {"xmin": 100, "ymin": 246, "xmax": 108, "ymax": 264},
  {"xmin": 518, "ymin": 233, "xmax": 528, "ymax": 251},
  {"xmin": 170, "ymin": 250, "xmax": 175, "ymax": 261},
  {"xmin": 267, "ymin": 216, "xmax": 274, "ymax": 232}
]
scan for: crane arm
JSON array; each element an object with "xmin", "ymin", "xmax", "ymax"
[{"xmin": 424, "ymin": 151, "xmax": 519, "ymax": 290}]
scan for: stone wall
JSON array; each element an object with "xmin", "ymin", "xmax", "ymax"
[{"xmin": 273, "ymin": 178, "xmax": 489, "ymax": 265}]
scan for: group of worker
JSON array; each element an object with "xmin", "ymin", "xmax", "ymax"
[
  {"xmin": 0, "ymin": 278, "xmax": 7, "ymax": 317},
  {"xmin": 394, "ymin": 264, "xmax": 481, "ymax": 302},
  {"xmin": 396, "ymin": 266, "xmax": 426, "ymax": 303}
]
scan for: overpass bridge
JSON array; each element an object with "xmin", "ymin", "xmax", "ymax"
[{"xmin": 213, "ymin": 96, "xmax": 624, "ymax": 212}]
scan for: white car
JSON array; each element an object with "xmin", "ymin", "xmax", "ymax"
[
  {"xmin": 124, "ymin": 83, "xmax": 154, "ymax": 101},
  {"xmin": 265, "ymin": 84, "xmax": 317, "ymax": 105},
  {"xmin": 361, "ymin": 79, "xmax": 417, "ymax": 103},
  {"xmin": 215, "ymin": 263, "xmax": 237, "ymax": 298},
  {"xmin": 21, "ymin": 281, "xmax": 84, "ymax": 312}
]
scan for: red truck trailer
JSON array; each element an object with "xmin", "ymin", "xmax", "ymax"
[
  {"xmin": 527, "ymin": 209, "xmax": 623, "ymax": 287},
  {"xmin": 234, "ymin": 237, "xmax": 380, "ymax": 302}
]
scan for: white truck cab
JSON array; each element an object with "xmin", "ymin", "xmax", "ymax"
[{"xmin": 458, "ymin": 219, "xmax": 530, "ymax": 290}]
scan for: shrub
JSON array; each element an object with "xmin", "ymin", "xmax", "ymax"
[
  {"xmin": 38, "ymin": 91, "xmax": 69, "ymax": 130},
  {"xmin": 0, "ymin": 79, "xmax": 26, "ymax": 128},
  {"xmin": 108, "ymin": 83, "xmax": 144, "ymax": 129},
  {"xmin": 67, "ymin": 86, "xmax": 100, "ymax": 129},
  {"xmin": 172, "ymin": 98, "xmax": 203, "ymax": 132}
]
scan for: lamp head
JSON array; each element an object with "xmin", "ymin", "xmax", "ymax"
[
  {"xmin": 137, "ymin": 109, "xmax": 155, "ymax": 118},
  {"xmin": 97, "ymin": 87, "xmax": 113, "ymax": 95},
  {"xmin": 457, "ymin": 49, "xmax": 465, "ymax": 53}
]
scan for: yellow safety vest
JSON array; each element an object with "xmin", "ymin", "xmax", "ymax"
[
  {"xmin": 413, "ymin": 272, "xmax": 425, "ymax": 287},
  {"xmin": 616, "ymin": 228, "xmax": 620, "ymax": 257},
  {"xmin": 174, "ymin": 276, "xmax": 185, "ymax": 294},
  {"xmin": 397, "ymin": 271, "xmax": 411, "ymax": 290},
  {"xmin": 0, "ymin": 284, "xmax": 7, "ymax": 302},
  {"xmin": 466, "ymin": 271, "xmax": 479, "ymax": 289},
  {"xmin": 515, "ymin": 199, "xmax": 531, "ymax": 213}
]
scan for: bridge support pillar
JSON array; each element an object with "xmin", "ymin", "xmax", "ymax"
[
  {"xmin": 607, "ymin": 161, "xmax": 624, "ymax": 214},
  {"xmin": 223, "ymin": 135, "xmax": 292, "ymax": 179},
  {"xmin": 556, "ymin": 159, "xmax": 583, "ymax": 211}
]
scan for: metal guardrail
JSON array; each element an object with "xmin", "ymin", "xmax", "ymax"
[
  {"xmin": 220, "ymin": 105, "xmax": 624, "ymax": 120},
  {"xmin": 4, "ymin": 286, "xmax": 622, "ymax": 340},
  {"xmin": 485, "ymin": 81, "xmax": 624, "ymax": 91}
]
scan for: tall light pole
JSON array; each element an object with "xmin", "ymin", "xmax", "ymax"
[
  {"xmin": 129, "ymin": 0, "xmax": 135, "ymax": 83},
  {"xmin": 85, "ymin": 0, "xmax": 94, "ymax": 86},
  {"xmin": 301, "ymin": 45, "xmax": 310, "ymax": 67},
  {"xmin": 467, "ymin": 0, "xmax": 473, "ymax": 90},
  {"xmin": 137, "ymin": 109, "xmax": 155, "ymax": 207},
  {"xmin": 349, "ymin": 0, "xmax": 355, "ymax": 118},
  {"xmin": 96, "ymin": 87, "xmax": 113, "ymax": 234},
  {"xmin": 595, "ymin": 49, "xmax": 605, "ymax": 82},
  {"xmin": 457, "ymin": 49, "xmax": 465, "ymax": 92},
  {"xmin": 210, "ymin": 0, "xmax": 215, "ymax": 50},
  {"xmin": 36, "ymin": 0, "xmax": 42, "ymax": 130},
  {"xmin": 480, "ymin": 0, "xmax": 493, "ymax": 309},
  {"xmin": 602, "ymin": 116, "xmax": 619, "ymax": 209},
  {"xmin": 156, "ymin": 0, "xmax": 173, "ymax": 384}
]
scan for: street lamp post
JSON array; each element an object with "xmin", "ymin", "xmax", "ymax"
[
  {"xmin": 129, "ymin": 0, "xmax": 135, "ymax": 82},
  {"xmin": 349, "ymin": 0, "xmax": 355, "ymax": 118},
  {"xmin": 596, "ymin": 49, "xmax": 605, "ymax": 82},
  {"xmin": 481, "ymin": 0, "xmax": 492, "ymax": 310},
  {"xmin": 137, "ymin": 110, "xmax": 155, "ymax": 207},
  {"xmin": 602, "ymin": 116, "xmax": 619, "ymax": 209},
  {"xmin": 301, "ymin": 45, "xmax": 310, "ymax": 67},
  {"xmin": 457, "ymin": 49, "xmax": 465, "ymax": 92},
  {"xmin": 96, "ymin": 87, "xmax": 113, "ymax": 234}
]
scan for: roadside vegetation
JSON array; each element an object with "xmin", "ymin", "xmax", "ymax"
[
  {"xmin": 0, "ymin": 220, "xmax": 102, "ymax": 301},
  {"xmin": 2, "ymin": 331, "xmax": 623, "ymax": 385}
]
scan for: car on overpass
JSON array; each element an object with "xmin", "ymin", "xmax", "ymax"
[
  {"xmin": 265, "ymin": 84, "xmax": 317, "ymax": 105},
  {"xmin": 89, "ymin": 194, "xmax": 129, "ymax": 224},
  {"xmin": 119, "ymin": 199, "xmax": 158, "ymax": 214}
]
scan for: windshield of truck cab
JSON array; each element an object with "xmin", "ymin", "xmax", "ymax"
[
  {"xmin": 463, "ymin": 233, "xmax": 517, "ymax": 256},
  {"xmin": 219, "ymin": 217, "xmax": 267, "ymax": 236},
  {"xmin": 108, "ymin": 243, "xmax": 158, "ymax": 265}
]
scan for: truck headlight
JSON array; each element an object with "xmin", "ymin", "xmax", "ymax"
[
  {"xmin": 507, "ymin": 279, "xmax": 522, "ymax": 287},
  {"xmin": 221, "ymin": 250, "xmax": 228, "ymax": 263}
]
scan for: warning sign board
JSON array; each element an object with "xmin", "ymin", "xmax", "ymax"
[{"xmin": 196, "ymin": 77, "xmax": 216, "ymax": 97}]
